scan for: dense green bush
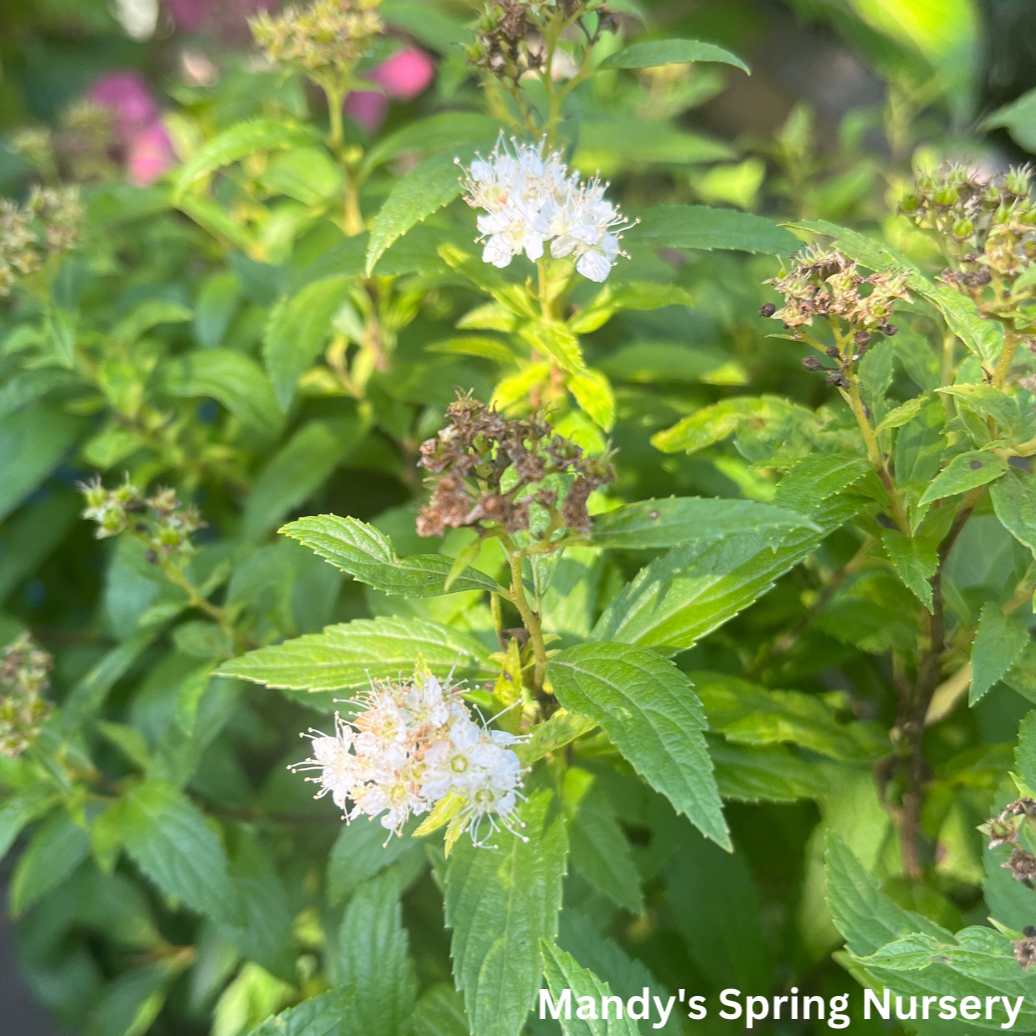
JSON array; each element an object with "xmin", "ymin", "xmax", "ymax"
[{"xmin": 7, "ymin": 1, "xmax": 1036, "ymax": 1034}]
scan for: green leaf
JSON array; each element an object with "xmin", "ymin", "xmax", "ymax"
[
  {"xmin": 875, "ymin": 396, "xmax": 925, "ymax": 432},
  {"xmin": 242, "ymin": 417, "xmax": 367, "ymax": 541},
  {"xmin": 992, "ymin": 470, "xmax": 1036, "ymax": 557},
  {"xmin": 591, "ymin": 526, "xmax": 821, "ymax": 655},
  {"xmin": 258, "ymin": 146, "xmax": 343, "ymax": 205},
  {"xmin": 281, "ymin": 514, "xmax": 505, "ymax": 596},
  {"xmin": 112, "ymin": 298, "xmax": 192, "ymax": 348},
  {"xmin": 773, "ymin": 453, "xmax": 872, "ymax": 515},
  {"xmin": 562, "ymin": 768, "xmax": 643, "ymax": 913},
  {"xmin": 663, "ymin": 822, "xmax": 772, "ymax": 991},
  {"xmin": 194, "ymin": 271, "xmax": 240, "ymax": 348},
  {"xmin": 248, "ymin": 988, "xmax": 355, "ymax": 1036},
  {"xmin": 568, "ymin": 368, "xmax": 616, "ymax": 431},
  {"xmin": 174, "ymin": 118, "xmax": 319, "ymax": 198},
  {"xmin": 328, "ymin": 819, "xmax": 421, "ymax": 903},
  {"xmin": 118, "ymin": 779, "xmax": 240, "ymax": 926},
  {"xmin": 0, "ymin": 405, "xmax": 82, "ymax": 522},
  {"xmin": 635, "ymin": 206, "xmax": 798, "ymax": 256},
  {"xmin": 219, "ymin": 616, "xmax": 494, "ymax": 691},
  {"xmin": 598, "ymin": 342, "xmax": 745, "ymax": 385},
  {"xmin": 603, "ymin": 38, "xmax": 748, "ymax": 73},
  {"xmin": 0, "ymin": 491, "xmax": 79, "ymax": 603},
  {"xmin": 362, "ymin": 112, "xmax": 501, "ymax": 173},
  {"xmin": 651, "ymin": 395, "xmax": 809, "ymax": 454},
  {"xmin": 367, "ymin": 144, "xmax": 482, "ymax": 275},
  {"xmin": 918, "ymin": 450, "xmax": 1009, "ymax": 506},
  {"xmin": 881, "ymin": 530, "xmax": 937, "ymax": 610},
  {"xmin": 539, "ymin": 942, "xmax": 643, "ymax": 1036},
  {"xmin": 982, "ymin": 86, "xmax": 1036, "ymax": 152},
  {"xmin": 163, "ymin": 349, "xmax": 284, "ymax": 437},
  {"xmin": 413, "ymin": 985, "xmax": 470, "ymax": 1036},
  {"xmin": 337, "ymin": 868, "xmax": 416, "ymax": 1036},
  {"xmin": 85, "ymin": 960, "xmax": 181, "ymax": 1036},
  {"xmin": 514, "ymin": 710, "xmax": 597, "ymax": 766},
  {"xmin": 574, "ymin": 122, "xmax": 734, "ymax": 174},
  {"xmin": 940, "ymin": 384, "xmax": 1035, "ymax": 446},
  {"xmin": 10, "ymin": 810, "xmax": 90, "ymax": 914},
  {"xmin": 263, "ymin": 275, "xmax": 356, "ymax": 409},
  {"xmin": 1016, "ymin": 712, "xmax": 1036, "ymax": 792},
  {"xmin": 970, "ymin": 602, "xmax": 1030, "ymax": 704},
  {"xmin": 444, "ymin": 789, "xmax": 568, "ymax": 1036},
  {"xmin": 692, "ymin": 670, "xmax": 889, "ymax": 762},
  {"xmin": 519, "ymin": 321, "xmax": 585, "ymax": 373},
  {"xmin": 590, "ymin": 497, "xmax": 817, "ymax": 550},
  {"xmin": 0, "ymin": 784, "xmax": 60, "ymax": 862},
  {"xmin": 709, "ymin": 740, "xmax": 832, "ymax": 802},
  {"xmin": 548, "ymin": 642, "xmax": 729, "ymax": 849},
  {"xmin": 438, "ymin": 244, "xmax": 537, "ymax": 320},
  {"xmin": 825, "ymin": 833, "xmax": 952, "ymax": 958}
]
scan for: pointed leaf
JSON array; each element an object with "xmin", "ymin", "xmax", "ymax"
[
  {"xmin": 970, "ymin": 602, "xmax": 1029, "ymax": 704},
  {"xmin": 603, "ymin": 38, "xmax": 748, "ymax": 73},
  {"xmin": 539, "ymin": 943, "xmax": 642, "ymax": 1036},
  {"xmin": 918, "ymin": 450, "xmax": 1009, "ymax": 506},
  {"xmin": 881, "ymin": 530, "xmax": 937, "ymax": 611},
  {"xmin": 635, "ymin": 206, "xmax": 797, "ymax": 256}
]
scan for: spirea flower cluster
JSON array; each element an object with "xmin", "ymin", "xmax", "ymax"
[
  {"xmin": 80, "ymin": 478, "xmax": 204, "ymax": 562},
  {"xmin": 250, "ymin": 0, "xmax": 383, "ymax": 78},
  {"xmin": 763, "ymin": 246, "xmax": 911, "ymax": 333},
  {"xmin": 462, "ymin": 137, "xmax": 630, "ymax": 282},
  {"xmin": 292, "ymin": 668, "xmax": 525, "ymax": 845},
  {"xmin": 417, "ymin": 393, "xmax": 615, "ymax": 538},
  {"xmin": 0, "ymin": 634, "xmax": 53, "ymax": 759},
  {"xmin": 0, "ymin": 186, "xmax": 82, "ymax": 296}
]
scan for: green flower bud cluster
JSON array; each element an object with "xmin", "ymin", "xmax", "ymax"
[
  {"xmin": 81, "ymin": 477, "xmax": 204, "ymax": 562},
  {"xmin": 0, "ymin": 186, "xmax": 83, "ymax": 296},
  {"xmin": 764, "ymin": 246, "xmax": 911, "ymax": 333},
  {"xmin": 250, "ymin": 0, "xmax": 383, "ymax": 79},
  {"xmin": 0, "ymin": 634, "xmax": 53, "ymax": 759}
]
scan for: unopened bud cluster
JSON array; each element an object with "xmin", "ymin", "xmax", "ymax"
[
  {"xmin": 80, "ymin": 477, "xmax": 204, "ymax": 562},
  {"xmin": 417, "ymin": 394, "xmax": 615, "ymax": 539},
  {"xmin": 292, "ymin": 667, "xmax": 525, "ymax": 845},
  {"xmin": 467, "ymin": 1, "xmax": 616, "ymax": 84},
  {"xmin": 250, "ymin": 0, "xmax": 383, "ymax": 79},
  {"xmin": 0, "ymin": 186, "xmax": 82, "ymax": 295},
  {"xmin": 0, "ymin": 634, "xmax": 53, "ymax": 759},
  {"xmin": 980, "ymin": 797, "xmax": 1036, "ymax": 969},
  {"xmin": 11, "ymin": 101, "xmax": 118, "ymax": 185}
]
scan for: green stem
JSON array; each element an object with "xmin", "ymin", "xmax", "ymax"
[
  {"xmin": 506, "ymin": 550, "xmax": 547, "ymax": 695},
  {"xmin": 161, "ymin": 564, "xmax": 254, "ymax": 654},
  {"xmin": 992, "ymin": 328, "xmax": 1021, "ymax": 388}
]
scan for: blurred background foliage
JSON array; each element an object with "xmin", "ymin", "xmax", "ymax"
[{"xmin": 4, "ymin": 0, "xmax": 1036, "ymax": 1034}]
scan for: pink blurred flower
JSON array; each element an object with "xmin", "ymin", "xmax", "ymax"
[
  {"xmin": 345, "ymin": 47, "xmax": 435, "ymax": 131},
  {"xmin": 89, "ymin": 73, "xmax": 158, "ymax": 139},
  {"xmin": 127, "ymin": 121, "xmax": 177, "ymax": 185}
]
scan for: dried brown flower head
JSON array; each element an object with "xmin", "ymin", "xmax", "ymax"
[{"xmin": 416, "ymin": 393, "xmax": 614, "ymax": 540}]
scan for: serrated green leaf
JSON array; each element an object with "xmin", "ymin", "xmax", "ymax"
[
  {"xmin": 604, "ymin": 36, "xmax": 747, "ymax": 71},
  {"xmin": 635, "ymin": 206, "xmax": 798, "ymax": 255},
  {"xmin": 992, "ymin": 470, "xmax": 1036, "ymax": 558},
  {"xmin": 263, "ymin": 275, "xmax": 355, "ymax": 410},
  {"xmin": 281, "ymin": 514, "xmax": 505, "ymax": 596},
  {"xmin": 971, "ymin": 602, "xmax": 1030, "ymax": 704},
  {"xmin": 881, "ymin": 529, "xmax": 937, "ymax": 611},
  {"xmin": 117, "ymin": 779, "xmax": 241, "ymax": 927},
  {"xmin": 163, "ymin": 349, "xmax": 284, "ymax": 437},
  {"xmin": 175, "ymin": 118, "xmax": 319, "ymax": 198},
  {"xmin": 413, "ymin": 985, "xmax": 470, "ymax": 1036},
  {"xmin": 568, "ymin": 368, "xmax": 615, "ymax": 430},
  {"xmin": 591, "ymin": 526, "xmax": 821, "ymax": 656},
  {"xmin": 519, "ymin": 321, "xmax": 585, "ymax": 374},
  {"xmin": 539, "ymin": 943, "xmax": 642, "ymax": 1036},
  {"xmin": 513, "ymin": 710, "xmax": 597, "ymax": 766},
  {"xmin": 10, "ymin": 810, "xmax": 90, "ymax": 914},
  {"xmin": 1016, "ymin": 713, "xmax": 1036, "ymax": 793},
  {"xmin": 219, "ymin": 616, "xmax": 493, "ymax": 691},
  {"xmin": 366, "ymin": 144, "xmax": 483, "ymax": 275},
  {"xmin": 337, "ymin": 868, "xmax": 416, "ymax": 1036},
  {"xmin": 548, "ymin": 642, "xmax": 729, "ymax": 849},
  {"xmin": 651, "ymin": 395, "xmax": 811, "ymax": 455},
  {"xmin": 328, "ymin": 819, "xmax": 421, "ymax": 903},
  {"xmin": 248, "ymin": 987, "xmax": 356, "ymax": 1036},
  {"xmin": 438, "ymin": 244, "xmax": 537, "ymax": 320},
  {"xmin": 444, "ymin": 788, "xmax": 567, "ymax": 1036},
  {"xmin": 242, "ymin": 417, "xmax": 367, "ymax": 541},
  {"xmin": 591, "ymin": 497, "xmax": 817, "ymax": 550},
  {"xmin": 709, "ymin": 740, "xmax": 832, "ymax": 802},
  {"xmin": 362, "ymin": 112, "xmax": 501, "ymax": 173},
  {"xmin": 918, "ymin": 450, "xmax": 1009, "ymax": 506},
  {"xmin": 875, "ymin": 396, "xmax": 925, "ymax": 432},
  {"xmin": 773, "ymin": 453, "xmax": 872, "ymax": 515},
  {"xmin": 562, "ymin": 768, "xmax": 642, "ymax": 914}
]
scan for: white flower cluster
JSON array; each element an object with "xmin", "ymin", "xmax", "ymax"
[
  {"xmin": 461, "ymin": 136, "xmax": 631, "ymax": 282},
  {"xmin": 292, "ymin": 667, "xmax": 525, "ymax": 846}
]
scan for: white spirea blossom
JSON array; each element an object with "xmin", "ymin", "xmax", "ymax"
[
  {"xmin": 461, "ymin": 136, "xmax": 631, "ymax": 282},
  {"xmin": 291, "ymin": 667, "xmax": 526, "ymax": 847}
]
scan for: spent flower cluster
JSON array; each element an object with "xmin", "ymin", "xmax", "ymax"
[
  {"xmin": 764, "ymin": 246, "xmax": 911, "ymax": 334},
  {"xmin": 293, "ymin": 666, "xmax": 525, "ymax": 845},
  {"xmin": 417, "ymin": 394, "xmax": 614, "ymax": 538},
  {"xmin": 81, "ymin": 478, "xmax": 204, "ymax": 562},
  {"xmin": 980, "ymin": 797, "xmax": 1036, "ymax": 970},
  {"xmin": 250, "ymin": 0, "xmax": 384, "ymax": 78},
  {"xmin": 0, "ymin": 186, "xmax": 83, "ymax": 295},
  {"xmin": 462, "ymin": 136, "xmax": 631, "ymax": 282},
  {"xmin": 0, "ymin": 634, "xmax": 54, "ymax": 759}
]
